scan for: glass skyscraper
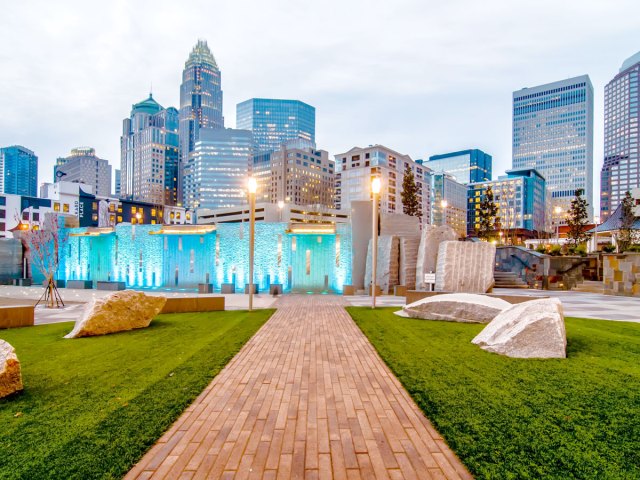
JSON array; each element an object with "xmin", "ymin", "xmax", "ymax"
[
  {"xmin": 600, "ymin": 51, "xmax": 640, "ymax": 221},
  {"xmin": 0, "ymin": 145, "xmax": 38, "ymax": 197},
  {"xmin": 183, "ymin": 128, "xmax": 253, "ymax": 210},
  {"xmin": 426, "ymin": 149, "xmax": 492, "ymax": 184},
  {"xmin": 179, "ymin": 40, "xmax": 224, "ymax": 203},
  {"xmin": 512, "ymin": 75, "xmax": 594, "ymax": 222},
  {"xmin": 236, "ymin": 98, "xmax": 315, "ymax": 153}
]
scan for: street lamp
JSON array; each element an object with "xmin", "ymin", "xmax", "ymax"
[
  {"xmin": 277, "ymin": 200, "xmax": 285, "ymax": 222},
  {"xmin": 371, "ymin": 177, "xmax": 381, "ymax": 309},
  {"xmin": 554, "ymin": 206, "xmax": 562, "ymax": 244},
  {"xmin": 247, "ymin": 177, "xmax": 257, "ymax": 311},
  {"xmin": 441, "ymin": 199, "xmax": 448, "ymax": 227}
]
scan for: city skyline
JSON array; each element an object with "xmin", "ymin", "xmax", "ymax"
[{"xmin": 1, "ymin": 1, "xmax": 640, "ymax": 212}]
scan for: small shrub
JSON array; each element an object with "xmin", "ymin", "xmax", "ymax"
[
  {"xmin": 575, "ymin": 244, "xmax": 587, "ymax": 257},
  {"xmin": 626, "ymin": 244, "xmax": 640, "ymax": 253},
  {"xmin": 549, "ymin": 245, "xmax": 562, "ymax": 256},
  {"xmin": 536, "ymin": 244, "xmax": 547, "ymax": 254},
  {"xmin": 602, "ymin": 244, "xmax": 616, "ymax": 253}
]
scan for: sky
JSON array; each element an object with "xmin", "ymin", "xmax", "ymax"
[{"xmin": 1, "ymin": 0, "xmax": 639, "ymax": 211}]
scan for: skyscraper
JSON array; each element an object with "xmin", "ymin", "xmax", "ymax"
[
  {"xmin": 426, "ymin": 149, "xmax": 492, "ymax": 184},
  {"xmin": 600, "ymin": 51, "xmax": 640, "ymax": 221},
  {"xmin": 512, "ymin": 75, "xmax": 594, "ymax": 222},
  {"xmin": 183, "ymin": 128, "xmax": 253, "ymax": 210},
  {"xmin": 0, "ymin": 145, "xmax": 38, "ymax": 197},
  {"xmin": 179, "ymin": 40, "xmax": 223, "ymax": 203},
  {"xmin": 54, "ymin": 147, "xmax": 112, "ymax": 197},
  {"xmin": 236, "ymin": 98, "xmax": 315, "ymax": 153},
  {"xmin": 120, "ymin": 94, "xmax": 180, "ymax": 205}
]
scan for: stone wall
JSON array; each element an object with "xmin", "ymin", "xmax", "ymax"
[
  {"xmin": 603, "ymin": 253, "xmax": 640, "ymax": 296},
  {"xmin": 415, "ymin": 225, "xmax": 457, "ymax": 290},
  {"xmin": 365, "ymin": 235, "xmax": 400, "ymax": 294},
  {"xmin": 435, "ymin": 241, "xmax": 495, "ymax": 293},
  {"xmin": 399, "ymin": 237, "xmax": 420, "ymax": 290}
]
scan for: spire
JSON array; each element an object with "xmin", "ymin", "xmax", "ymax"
[{"xmin": 185, "ymin": 39, "xmax": 218, "ymax": 69}]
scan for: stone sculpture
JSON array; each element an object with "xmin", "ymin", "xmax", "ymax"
[
  {"xmin": 415, "ymin": 225, "xmax": 458, "ymax": 290},
  {"xmin": 472, "ymin": 298, "xmax": 566, "ymax": 358},
  {"xmin": 0, "ymin": 340, "xmax": 23, "ymax": 398},
  {"xmin": 396, "ymin": 293, "xmax": 511, "ymax": 323},
  {"xmin": 65, "ymin": 291, "xmax": 166, "ymax": 338},
  {"xmin": 364, "ymin": 235, "xmax": 399, "ymax": 294},
  {"xmin": 435, "ymin": 241, "xmax": 495, "ymax": 293}
]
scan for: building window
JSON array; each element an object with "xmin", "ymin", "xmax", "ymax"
[{"xmin": 63, "ymin": 204, "xmax": 69, "ymax": 213}]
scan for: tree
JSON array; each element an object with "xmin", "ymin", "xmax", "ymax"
[
  {"xmin": 477, "ymin": 185, "xmax": 498, "ymax": 240},
  {"xmin": 401, "ymin": 165, "xmax": 421, "ymax": 217},
  {"xmin": 21, "ymin": 213, "xmax": 67, "ymax": 308},
  {"xmin": 617, "ymin": 191, "xmax": 638, "ymax": 253},
  {"xmin": 566, "ymin": 188, "xmax": 592, "ymax": 247}
]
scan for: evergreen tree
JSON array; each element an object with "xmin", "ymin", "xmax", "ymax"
[
  {"xmin": 566, "ymin": 188, "xmax": 592, "ymax": 246},
  {"xmin": 401, "ymin": 165, "xmax": 421, "ymax": 217},
  {"xmin": 477, "ymin": 185, "xmax": 498, "ymax": 240},
  {"xmin": 617, "ymin": 191, "xmax": 637, "ymax": 253}
]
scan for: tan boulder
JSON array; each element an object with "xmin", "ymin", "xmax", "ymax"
[
  {"xmin": 65, "ymin": 291, "xmax": 166, "ymax": 338},
  {"xmin": 396, "ymin": 293, "xmax": 511, "ymax": 323},
  {"xmin": 472, "ymin": 298, "xmax": 566, "ymax": 358},
  {"xmin": 0, "ymin": 340, "xmax": 23, "ymax": 398}
]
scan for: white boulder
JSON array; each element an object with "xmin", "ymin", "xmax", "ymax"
[
  {"xmin": 0, "ymin": 340, "xmax": 23, "ymax": 398},
  {"xmin": 65, "ymin": 291, "xmax": 166, "ymax": 339},
  {"xmin": 396, "ymin": 293, "xmax": 511, "ymax": 323},
  {"xmin": 472, "ymin": 298, "xmax": 566, "ymax": 358}
]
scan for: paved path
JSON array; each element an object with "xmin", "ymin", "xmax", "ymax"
[{"xmin": 126, "ymin": 295, "xmax": 471, "ymax": 479}]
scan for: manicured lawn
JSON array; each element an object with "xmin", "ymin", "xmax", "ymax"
[
  {"xmin": 347, "ymin": 307, "xmax": 640, "ymax": 480},
  {"xmin": 0, "ymin": 310, "xmax": 273, "ymax": 480}
]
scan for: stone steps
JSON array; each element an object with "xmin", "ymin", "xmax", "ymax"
[
  {"xmin": 572, "ymin": 280, "xmax": 606, "ymax": 294},
  {"xmin": 494, "ymin": 271, "xmax": 528, "ymax": 289}
]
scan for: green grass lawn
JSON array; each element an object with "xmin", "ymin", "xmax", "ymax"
[
  {"xmin": 0, "ymin": 310, "xmax": 273, "ymax": 480},
  {"xmin": 347, "ymin": 307, "xmax": 640, "ymax": 480}
]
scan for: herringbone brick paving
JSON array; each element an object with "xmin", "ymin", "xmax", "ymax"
[{"xmin": 126, "ymin": 295, "xmax": 472, "ymax": 479}]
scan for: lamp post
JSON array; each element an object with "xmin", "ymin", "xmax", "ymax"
[
  {"xmin": 247, "ymin": 177, "xmax": 257, "ymax": 311},
  {"xmin": 554, "ymin": 206, "xmax": 562, "ymax": 245},
  {"xmin": 441, "ymin": 199, "xmax": 448, "ymax": 227},
  {"xmin": 371, "ymin": 177, "xmax": 381, "ymax": 309}
]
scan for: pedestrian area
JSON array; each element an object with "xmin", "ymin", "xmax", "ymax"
[{"xmin": 126, "ymin": 295, "xmax": 471, "ymax": 479}]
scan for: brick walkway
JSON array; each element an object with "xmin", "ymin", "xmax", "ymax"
[{"xmin": 126, "ymin": 295, "xmax": 471, "ymax": 479}]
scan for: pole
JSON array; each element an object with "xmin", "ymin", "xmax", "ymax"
[
  {"xmin": 372, "ymin": 190, "xmax": 378, "ymax": 309},
  {"xmin": 249, "ymin": 190, "xmax": 255, "ymax": 311}
]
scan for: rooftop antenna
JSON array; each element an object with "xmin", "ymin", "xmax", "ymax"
[{"xmin": 150, "ymin": 81, "xmax": 153, "ymax": 98}]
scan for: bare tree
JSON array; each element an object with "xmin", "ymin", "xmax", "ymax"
[{"xmin": 22, "ymin": 213, "xmax": 67, "ymax": 308}]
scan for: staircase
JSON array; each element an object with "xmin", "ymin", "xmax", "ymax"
[
  {"xmin": 493, "ymin": 270, "xmax": 528, "ymax": 289},
  {"xmin": 572, "ymin": 280, "xmax": 606, "ymax": 294}
]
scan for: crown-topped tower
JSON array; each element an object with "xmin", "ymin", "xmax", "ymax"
[{"xmin": 178, "ymin": 39, "xmax": 224, "ymax": 204}]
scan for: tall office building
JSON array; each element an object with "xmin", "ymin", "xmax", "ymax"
[
  {"xmin": 54, "ymin": 147, "xmax": 112, "ymax": 197},
  {"xmin": 120, "ymin": 94, "xmax": 180, "ymax": 205},
  {"xmin": 114, "ymin": 169, "xmax": 121, "ymax": 196},
  {"xmin": 335, "ymin": 145, "xmax": 432, "ymax": 222},
  {"xmin": 426, "ymin": 149, "xmax": 492, "ymax": 184},
  {"xmin": 512, "ymin": 75, "xmax": 594, "ymax": 222},
  {"xmin": 431, "ymin": 173, "xmax": 468, "ymax": 236},
  {"xmin": 600, "ymin": 51, "xmax": 640, "ymax": 221},
  {"xmin": 179, "ymin": 40, "xmax": 223, "ymax": 203},
  {"xmin": 252, "ymin": 139, "xmax": 335, "ymax": 208},
  {"xmin": 183, "ymin": 128, "xmax": 253, "ymax": 210},
  {"xmin": 236, "ymin": 98, "xmax": 315, "ymax": 153},
  {"xmin": 467, "ymin": 168, "xmax": 548, "ymax": 240},
  {"xmin": 0, "ymin": 145, "xmax": 38, "ymax": 197}
]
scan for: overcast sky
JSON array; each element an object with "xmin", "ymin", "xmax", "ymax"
[{"xmin": 1, "ymin": 0, "xmax": 639, "ymax": 210}]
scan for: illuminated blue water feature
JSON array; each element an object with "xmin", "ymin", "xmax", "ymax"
[{"xmin": 60, "ymin": 223, "xmax": 352, "ymax": 293}]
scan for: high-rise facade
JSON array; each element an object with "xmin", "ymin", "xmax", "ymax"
[
  {"xmin": 120, "ymin": 94, "xmax": 180, "ymax": 205},
  {"xmin": 335, "ymin": 145, "xmax": 432, "ymax": 222},
  {"xmin": 252, "ymin": 139, "xmax": 335, "ymax": 208},
  {"xmin": 179, "ymin": 40, "xmax": 223, "ymax": 203},
  {"xmin": 114, "ymin": 169, "xmax": 121, "ymax": 196},
  {"xmin": 426, "ymin": 149, "xmax": 492, "ymax": 184},
  {"xmin": 54, "ymin": 147, "xmax": 112, "ymax": 197},
  {"xmin": 236, "ymin": 98, "xmax": 315, "ymax": 153},
  {"xmin": 0, "ymin": 145, "xmax": 38, "ymax": 197},
  {"xmin": 431, "ymin": 173, "xmax": 468, "ymax": 236},
  {"xmin": 467, "ymin": 168, "xmax": 548, "ymax": 240},
  {"xmin": 183, "ymin": 128, "xmax": 253, "ymax": 210},
  {"xmin": 600, "ymin": 51, "xmax": 640, "ymax": 221},
  {"xmin": 512, "ymin": 75, "xmax": 594, "ymax": 222}
]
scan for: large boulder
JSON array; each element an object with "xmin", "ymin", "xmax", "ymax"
[
  {"xmin": 396, "ymin": 293, "xmax": 511, "ymax": 323},
  {"xmin": 0, "ymin": 340, "xmax": 23, "ymax": 398},
  {"xmin": 435, "ymin": 241, "xmax": 495, "ymax": 293},
  {"xmin": 472, "ymin": 298, "xmax": 566, "ymax": 359},
  {"xmin": 65, "ymin": 291, "xmax": 166, "ymax": 339},
  {"xmin": 364, "ymin": 235, "xmax": 400, "ymax": 294},
  {"xmin": 415, "ymin": 225, "xmax": 458, "ymax": 290}
]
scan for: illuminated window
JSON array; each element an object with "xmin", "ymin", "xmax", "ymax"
[
  {"xmin": 63, "ymin": 204, "xmax": 69, "ymax": 213},
  {"xmin": 131, "ymin": 207, "xmax": 137, "ymax": 214},
  {"xmin": 117, "ymin": 216, "xmax": 122, "ymax": 222},
  {"xmin": 53, "ymin": 203, "xmax": 60, "ymax": 212}
]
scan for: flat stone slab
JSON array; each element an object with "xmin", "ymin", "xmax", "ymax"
[
  {"xmin": 472, "ymin": 297, "xmax": 566, "ymax": 358},
  {"xmin": 0, "ymin": 339, "xmax": 23, "ymax": 398},
  {"xmin": 65, "ymin": 291, "xmax": 166, "ymax": 338},
  {"xmin": 397, "ymin": 293, "xmax": 511, "ymax": 323}
]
